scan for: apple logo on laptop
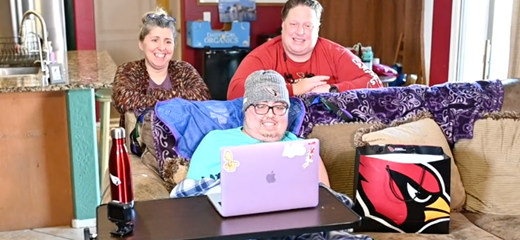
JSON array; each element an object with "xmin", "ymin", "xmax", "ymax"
[{"xmin": 266, "ymin": 171, "xmax": 276, "ymax": 183}]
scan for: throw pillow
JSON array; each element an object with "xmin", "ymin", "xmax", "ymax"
[
  {"xmin": 163, "ymin": 156, "xmax": 190, "ymax": 192},
  {"xmin": 307, "ymin": 122, "xmax": 374, "ymax": 197},
  {"xmin": 354, "ymin": 111, "xmax": 466, "ymax": 211},
  {"xmin": 453, "ymin": 111, "xmax": 520, "ymax": 215}
]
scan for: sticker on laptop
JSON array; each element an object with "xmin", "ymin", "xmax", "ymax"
[
  {"xmin": 223, "ymin": 150, "xmax": 240, "ymax": 172},
  {"xmin": 282, "ymin": 143, "xmax": 306, "ymax": 158},
  {"xmin": 302, "ymin": 141, "xmax": 317, "ymax": 169}
]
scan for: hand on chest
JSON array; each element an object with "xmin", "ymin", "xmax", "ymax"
[{"xmin": 282, "ymin": 57, "xmax": 336, "ymax": 84}]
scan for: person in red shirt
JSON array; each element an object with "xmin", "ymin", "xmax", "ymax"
[{"xmin": 227, "ymin": 0, "xmax": 383, "ymax": 100}]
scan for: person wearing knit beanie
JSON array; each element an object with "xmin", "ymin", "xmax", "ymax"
[
  {"xmin": 241, "ymin": 70, "xmax": 291, "ymax": 142},
  {"xmin": 185, "ymin": 70, "xmax": 330, "ymax": 187},
  {"xmin": 242, "ymin": 70, "xmax": 290, "ymax": 112}
]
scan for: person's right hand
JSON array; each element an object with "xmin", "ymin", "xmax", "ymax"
[{"xmin": 292, "ymin": 75, "xmax": 330, "ymax": 95}]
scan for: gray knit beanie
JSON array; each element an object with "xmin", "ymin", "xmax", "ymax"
[{"xmin": 242, "ymin": 70, "xmax": 290, "ymax": 112}]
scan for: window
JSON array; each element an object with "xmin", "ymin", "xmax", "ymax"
[{"xmin": 449, "ymin": 0, "xmax": 514, "ymax": 82}]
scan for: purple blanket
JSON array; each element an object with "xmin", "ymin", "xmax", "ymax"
[
  {"xmin": 152, "ymin": 80, "xmax": 504, "ymax": 174},
  {"xmin": 296, "ymin": 80, "xmax": 504, "ymax": 143}
]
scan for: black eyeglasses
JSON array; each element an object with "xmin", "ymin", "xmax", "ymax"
[
  {"xmin": 250, "ymin": 104, "xmax": 288, "ymax": 116},
  {"xmin": 146, "ymin": 13, "xmax": 176, "ymax": 24}
]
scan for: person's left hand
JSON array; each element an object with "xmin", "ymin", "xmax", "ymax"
[{"xmin": 310, "ymin": 84, "xmax": 331, "ymax": 93}]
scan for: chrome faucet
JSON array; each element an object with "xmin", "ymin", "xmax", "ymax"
[{"xmin": 18, "ymin": 10, "xmax": 51, "ymax": 86}]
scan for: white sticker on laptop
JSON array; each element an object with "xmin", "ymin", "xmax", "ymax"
[
  {"xmin": 282, "ymin": 143, "xmax": 306, "ymax": 158},
  {"xmin": 223, "ymin": 150, "xmax": 240, "ymax": 172},
  {"xmin": 302, "ymin": 141, "xmax": 317, "ymax": 169}
]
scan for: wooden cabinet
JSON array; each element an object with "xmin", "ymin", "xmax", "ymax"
[{"xmin": 318, "ymin": 0, "xmax": 424, "ymax": 83}]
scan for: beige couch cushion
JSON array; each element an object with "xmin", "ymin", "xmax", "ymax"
[
  {"xmin": 101, "ymin": 153, "xmax": 170, "ymax": 203},
  {"xmin": 101, "ymin": 111, "xmax": 168, "ymax": 203},
  {"xmin": 501, "ymin": 79, "xmax": 520, "ymax": 112},
  {"xmin": 453, "ymin": 112, "xmax": 520, "ymax": 215},
  {"xmin": 123, "ymin": 111, "xmax": 160, "ymax": 175},
  {"xmin": 363, "ymin": 212, "xmax": 501, "ymax": 240},
  {"xmin": 464, "ymin": 212, "xmax": 520, "ymax": 240},
  {"xmin": 141, "ymin": 114, "xmax": 160, "ymax": 175},
  {"xmin": 307, "ymin": 122, "xmax": 374, "ymax": 197},
  {"xmin": 141, "ymin": 114, "xmax": 155, "ymax": 155},
  {"xmin": 355, "ymin": 112, "xmax": 466, "ymax": 211},
  {"xmin": 124, "ymin": 112, "xmax": 137, "ymax": 151}
]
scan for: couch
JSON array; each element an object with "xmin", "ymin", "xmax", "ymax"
[{"xmin": 102, "ymin": 79, "xmax": 520, "ymax": 240}]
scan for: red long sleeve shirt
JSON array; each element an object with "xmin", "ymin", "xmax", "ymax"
[{"xmin": 227, "ymin": 36, "xmax": 383, "ymax": 100}]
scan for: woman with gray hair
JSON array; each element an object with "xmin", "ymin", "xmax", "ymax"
[{"xmin": 112, "ymin": 7, "xmax": 211, "ymax": 126}]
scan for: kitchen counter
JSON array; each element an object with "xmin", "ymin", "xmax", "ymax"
[
  {"xmin": 0, "ymin": 50, "xmax": 116, "ymax": 93},
  {"xmin": 0, "ymin": 49, "xmax": 117, "ymax": 231}
]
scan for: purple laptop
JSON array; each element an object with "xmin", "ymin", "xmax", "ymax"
[{"xmin": 207, "ymin": 139, "xmax": 320, "ymax": 217}]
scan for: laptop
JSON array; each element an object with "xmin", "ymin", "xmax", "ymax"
[{"xmin": 207, "ymin": 138, "xmax": 320, "ymax": 217}]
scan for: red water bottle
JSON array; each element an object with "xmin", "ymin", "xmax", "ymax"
[{"xmin": 109, "ymin": 127, "xmax": 134, "ymax": 207}]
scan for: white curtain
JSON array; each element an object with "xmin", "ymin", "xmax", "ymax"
[{"xmin": 509, "ymin": 0, "xmax": 520, "ymax": 78}]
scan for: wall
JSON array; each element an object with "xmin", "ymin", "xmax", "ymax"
[
  {"xmin": 181, "ymin": 0, "xmax": 284, "ymax": 65},
  {"xmin": 319, "ymin": 0, "xmax": 424, "ymax": 83},
  {"xmin": 0, "ymin": 1, "xmax": 14, "ymax": 38},
  {"xmin": 430, "ymin": 0, "xmax": 452, "ymax": 86},
  {"xmin": 73, "ymin": 0, "xmax": 96, "ymax": 50},
  {"xmin": 0, "ymin": 0, "xmax": 452, "ymax": 85},
  {"xmin": 423, "ymin": 0, "xmax": 434, "ymax": 85},
  {"xmin": 73, "ymin": 0, "xmax": 452, "ymax": 85}
]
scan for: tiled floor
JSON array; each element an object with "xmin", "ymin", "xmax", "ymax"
[{"xmin": 0, "ymin": 226, "xmax": 96, "ymax": 240}]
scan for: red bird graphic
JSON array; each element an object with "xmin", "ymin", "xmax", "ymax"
[{"xmin": 356, "ymin": 155, "xmax": 450, "ymax": 233}]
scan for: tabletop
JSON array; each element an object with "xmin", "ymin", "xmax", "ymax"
[{"xmin": 96, "ymin": 186, "xmax": 361, "ymax": 240}]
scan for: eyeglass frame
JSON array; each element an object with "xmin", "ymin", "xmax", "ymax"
[{"xmin": 248, "ymin": 103, "xmax": 289, "ymax": 116}]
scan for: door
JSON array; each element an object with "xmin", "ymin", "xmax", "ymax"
[
  {"xmin": 155, "ymin": 0, "xmax": 183, "ymax": 61},
  {"xmin": 95, "ymin": 0, "xmax": 183, "ymax": 65},
  {"xmin": 94, "ymin": 0, "xmax": 156, "ymax": 122},
  {"xmin": 168, "ymin": 0, "xmax": 183, "ymax": 61},
  {"xmin": 453, "ymin": 0, "xmax": 514, "ymax": 82},
  {"xmin": 94, "ymin": 0, "xmax": 156, "ymax": 65}
]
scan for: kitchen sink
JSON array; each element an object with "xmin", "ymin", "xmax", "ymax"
[{"xmin": 0, "ymin": 66, "xmax": 40, "ymax": 77}]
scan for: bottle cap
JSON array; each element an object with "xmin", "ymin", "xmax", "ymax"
[{"xmin": 110, "ymin": 127, "xmax": 126, "ymax": 139}]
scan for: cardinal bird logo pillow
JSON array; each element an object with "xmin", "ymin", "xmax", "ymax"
[{"xmin": 353, "ymin": 145, "xmax": 451, "ymax": 234}]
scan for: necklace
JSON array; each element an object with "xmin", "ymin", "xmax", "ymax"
[{"xmin": 282, "ymin": 52, "xmax": 314, "ymax": 84}]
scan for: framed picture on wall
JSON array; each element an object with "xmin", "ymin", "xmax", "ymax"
[
  {"xmin": 199, "ymin": 0, "xmax": 287, "ymax": 4},
  {"xmin": 219, "ymin": 0, "xmax": 257, "ymax": 22}
]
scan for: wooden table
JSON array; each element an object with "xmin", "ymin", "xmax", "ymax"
[{"xmin": 96, "ymin": 187, "xmax": 362, "ymax": 240}]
